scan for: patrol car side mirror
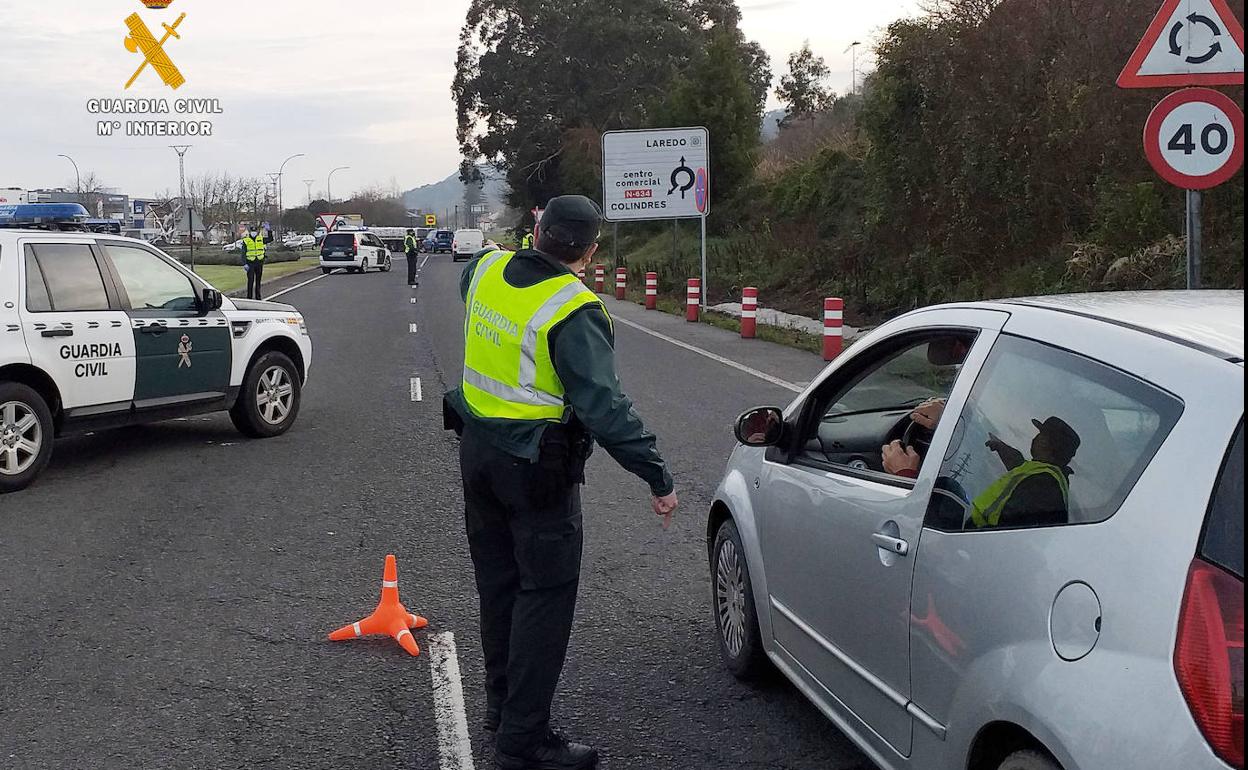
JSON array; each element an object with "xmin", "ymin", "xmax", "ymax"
[{"xmin": 201, "ymin": 288, "xmax": 224, "ymax": 312}]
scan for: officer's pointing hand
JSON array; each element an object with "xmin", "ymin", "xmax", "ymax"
[{"xmin": 652, "ymin": 492, "xmax": 678, "ymax": 530}]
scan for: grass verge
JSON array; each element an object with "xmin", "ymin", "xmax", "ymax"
[{"xmin": 193, "ymin": 258, "xmax": 320, "ymax": 294}]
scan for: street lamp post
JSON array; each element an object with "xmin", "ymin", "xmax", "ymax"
[
  {"xmin": 846, "ymin": 41, "xmax": 862, "ymax": 96},
  {"xmin": 327, "ymin": 166, "xmax": 349, "ymax": 207},
  {"xmin": 275, "ymin": 153, "xmax": 305, "ymax": 241},
  {"xmin": 56, "ymin": 155, "xmax": 81, "ymax": 202}
]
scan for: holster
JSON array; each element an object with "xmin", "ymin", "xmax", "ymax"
[
  {"xmin": 443, "ymin": 394, "xmax": 465, "ymax": 437},
  {"xmin": 540, "ymin": 419, "xmax": 595, "ymax": 486}
]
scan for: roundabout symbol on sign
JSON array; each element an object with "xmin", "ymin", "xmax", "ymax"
[{"xmin": 1144, "ymin": 87, "xmax": 1244, "ymax": 189}]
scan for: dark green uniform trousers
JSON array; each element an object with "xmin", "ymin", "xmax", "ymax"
[{"xmin": 460, "ymin": 428, "xmax": 583, "ymax": 754}]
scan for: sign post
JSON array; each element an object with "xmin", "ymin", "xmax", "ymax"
[
  {"xmin": 602, "ymin": 127, "xmax": 710, "ymax": 306},
  {"xmin": 1120, "ymin": 0, "xmax": 1244, "ymax": 289}
]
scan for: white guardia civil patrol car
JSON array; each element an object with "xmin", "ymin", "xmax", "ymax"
[{"xmin": 0, "ymin": 204, "xmax": 313, "ymax": 493}]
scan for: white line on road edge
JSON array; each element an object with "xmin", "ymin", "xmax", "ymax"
[
  {"xmin": 411, "ymin": 377, "xmax": 423, "ymax": 402},
  {"xmin": 410, "ymin": 323, "xmax": 418, "ymax": 334},
  {"xmin": 420, "ymin": 255, "xmax": 430, "ymax": 268},
  {"xmin": 411, "ymin": 298, "xmax": 418, "ymax": 304},
  {"xmin": 263, "ymin": 271, "xmax": 331, "ymax": 301},
  {"xmin": 428, "ymin": 633, "xmax": 476, "ymax": 770},
  {"xmin": 612, "ymin": 316, "xmax": 804, "ymax": 394}
]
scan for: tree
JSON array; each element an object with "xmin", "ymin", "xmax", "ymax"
[
  {"xmin": 777, "ymin": 42, "xmax": 831, "ymax": 127},
  {"xmin": 454, "ymin": 0, "xmax": 717, "ymax": 209},
  {"xmin": 656, "ymin": 21, "xmax": 769, "ymax": 215}
]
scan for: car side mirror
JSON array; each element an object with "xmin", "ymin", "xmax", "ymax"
[
  {"xmin": 735, "ymin": 406, "xmax": 785, "ymax": 447},
  {"xmin": 201, "ymin": 288, "xmax": 224, "ymax": 312}
]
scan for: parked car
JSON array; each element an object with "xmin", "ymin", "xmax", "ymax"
[
  {"xmin": 710, "ymin": 291, "xmax": 1244, "ymax": 770},
  {"xmin": 452, "ymin": 229, "xmax": 485, "ymax": 262},
  {"xmin": 222, "ymin": 239, "xmax": 243, "ymax": 253},
  {"xmin": 424, "ymin": 229, "xmax": 453, "ymax": 254},
  {"xmin": 318, "ymin": 231, "xmax": 392, "ymax": 275},
  {"xmin": 283, "ymin": 234, "xmax": 316, "ymax": 249}
]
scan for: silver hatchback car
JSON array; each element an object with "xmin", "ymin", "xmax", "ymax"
[{"xmin": 709, "ymin": 291, "xmax": 1244, "ymax": 770}]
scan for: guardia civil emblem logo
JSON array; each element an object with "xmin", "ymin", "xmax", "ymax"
[{"xmin": 177, "ymin": 334, "xmax": 193, "ymax": 368}]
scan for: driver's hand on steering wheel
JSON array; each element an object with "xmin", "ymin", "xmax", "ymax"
[
  {"xmin": 911, "ymin": 397, "xmax": 947, "ymax": 430},
  {"xmin": 882, "ymin": 440, "xmax": 922, "ymax": 477}
]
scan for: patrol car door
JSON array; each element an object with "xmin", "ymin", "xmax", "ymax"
[
  {"xmin": 97, "ymin": 242, "xmax": 231, "ymax": 408},
  {"xmin": 18, "ymin": 240, "xmax": 136, "ymax": 414}
]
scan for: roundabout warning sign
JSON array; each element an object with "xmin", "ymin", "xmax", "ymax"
[{"xmin": 602, "ymin": 127, "xmax": 710, "ymax": 222}]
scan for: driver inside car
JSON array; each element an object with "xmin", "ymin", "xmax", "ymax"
[{"xmin": 879, "ymin": 337, "xmax": 971, "ymax": 478}]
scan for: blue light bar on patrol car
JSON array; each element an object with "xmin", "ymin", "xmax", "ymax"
[{"xmin": 0, "ymin": 203, "xmax": 91, "ymax": 228}]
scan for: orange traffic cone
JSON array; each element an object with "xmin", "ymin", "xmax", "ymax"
[{"xmin": 328, "ymin": 554, "xmax": 429, "ymax": 656}]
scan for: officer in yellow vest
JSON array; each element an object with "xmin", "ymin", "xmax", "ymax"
[
  {"xmin": 240, "ymin": 226, "xmax": 273, "ymax": 299},
  {"xmin": 404, "ymin": 228, "xmax": 421, "ymax": 286},
  {"xmin": 444, "ymin": 195, "xmax": 676, "ymax": 770},
  {"xmin": 520, "ymin": 228, "xmax": 534, "ymax": 250},
  {"xmin": 970, "ymin": 416, "xmax": 1081, "ymax": 529}
]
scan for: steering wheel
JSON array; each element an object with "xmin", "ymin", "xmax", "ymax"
[{"xmin": 900, "ymin": 416, "xmax": 935, "ymax": 455}]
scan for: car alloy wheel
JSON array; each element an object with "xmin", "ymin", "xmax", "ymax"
[
  {"xmin": 255, "ymin": 366, "xmax": 294, "ymax": 426},
  {"xmin": 716, "ymin": 536, "xmax": 748, "ymax": 658},
  {"xmin": 0, "ymin": 400, "xmax": 42, "ymax": 477}
]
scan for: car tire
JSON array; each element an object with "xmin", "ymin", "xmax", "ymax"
[
  {"xmin": 997, "ymin": 750, "xmax": 1062, "ymax": 770},
  {"xmin": 0, "ymin": 382, "xmax": 55, "ymax": 494},
  {"xmin": 322, "ymin": 267, "xmax": 332, "ymax": 275},
  {"xmin": 382, "ymin": 256, "xmax": 392, "ymax": 272},
  {"xmin": 712, "ymin": 518, "xmax": 769, "ymax": 680},
  {"xmin": 229, "ymin": 351, "xmax": 302, "ymax": 439}
]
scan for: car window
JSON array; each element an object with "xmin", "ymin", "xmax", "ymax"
[
  {"xmin": 105, "ymin": 244, "xmax": 198, "ymax": 312},
  {"xmin": 924, "ymin": 334, "xmax": 1183, "ymax": 532},
  {"xmin": 23, "ymin": 243, "xmax": 110, "ymax": 312},
  {"xmin": 322, "ymin": 233, "xmax": 355, "ymax": 250},
  {"xmin": 1202, "ymin": 421, "xmax": 1244, "ymax": 578},
  {"xmin": 799, "ymin": 332, "xmax": 977, "ymax": 476},
  {"xmin": 23, "ymin": 252, "xmax": 52, "ymax": 312}
]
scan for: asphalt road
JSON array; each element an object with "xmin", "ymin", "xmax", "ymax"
[{"xmin": 0, "ymin": 254, "xmax": 873, "ymax": 770}]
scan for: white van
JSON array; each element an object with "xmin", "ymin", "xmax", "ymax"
[{"xmin": 452, "ymin": 229, "xmax": 484, "ymax": 261}]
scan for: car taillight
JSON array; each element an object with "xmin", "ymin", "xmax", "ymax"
[{"xmin": 1176, "ymin": 558, "xmax": 1245, "ymax": 769}]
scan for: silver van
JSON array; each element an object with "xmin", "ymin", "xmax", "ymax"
[{"xmin": 710, "ymin": 291, "xmax": 1244, "ymax": 770}]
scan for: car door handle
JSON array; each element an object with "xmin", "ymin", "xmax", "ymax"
[
  {"xmin": 139, "ymin": 325, "xmax": 168, "ymax": 335},
  {"xmin": 871, "ymin": 533, "xmax": 910, "ymax": 556},
  {"xmin": 41, "ymin": 328, "xmax": 73, "ymax": 338}
]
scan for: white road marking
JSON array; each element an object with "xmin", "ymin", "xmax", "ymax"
[
  {"xmin": 264, "ymin": 271, "xmax": 331, "ymax": 301},
  {"xmin": 411, "ymin": 378, "xmax": 423, "ymax": 402},
  {"xmin": 412, "ymin": 298, "xmax": 418, "ymax": 304},
  {"xmin": 420, "ymin": 255, "xmax": 430, "ymax": 268},
  {"xmin": 428, "ymin": 633, "xmax": 475, "ymax": 770},
  {"xmin": 612, "ymin": 316, "xmax": 804, "ymax": 394},
  {"xmin": 410, "ymin": 323, "xmax": 419, "ymax": 334}
]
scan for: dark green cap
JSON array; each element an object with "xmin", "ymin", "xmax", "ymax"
[{"xmin": 540, "ymin": 195, "xmax": 602, "ymax": 247}]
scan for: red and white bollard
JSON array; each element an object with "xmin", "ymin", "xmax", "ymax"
[
  {"xmin": 593, "ymin": 265, "xmax": 605, "ymax": 293},
  {"xmin": 615, "ymin": 267, "xmax": 627, "ymax": 300},
  {"xmin": 645, "ymin": 272, "xmax": 658, "ymax": 310},
  {"xmin": 741, "ymin": 287, "xmax": 758, "ymax": 339},
  {"xmin": 823, "ymin": 297, "xmax": 844, "ymax": 361},
  {"xmin": 686, "ymin": 278, "xmax": 701, "ymax": 322},
  {"xmin": 576, "ymin": 266, "xmax": 586, "ymax": 280}
]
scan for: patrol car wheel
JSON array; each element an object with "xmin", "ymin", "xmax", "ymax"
[
  {"xmin": 712, "ymin": 518, "xmax": 768, "ymax": 680},
  {"xmin": 0, "ymin": 382, "xmax": 54, "ymax": 494},
  {"xmin": 381, "ymin": 256, "xmax": 392, "ymax": 272},
  {"xmin": 229, "ymin": 352, "xmax": 302, "ymax": 439},
  {"xmin": 322, "ymin": 267, "xmax": 332, "ymax": 275},
  {"xmin": 997, "ymin": 750, "xmax": 1061, "ymax": 770}
]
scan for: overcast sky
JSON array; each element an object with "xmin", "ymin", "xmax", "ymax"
[{"xmin": 0, "ymin": 0, "xmax": 917, "ymax": 200}]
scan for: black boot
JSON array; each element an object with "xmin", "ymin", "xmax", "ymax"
[
  {"xmin": 495, "ymin": 731, "xmax": 598, "ymax": 770},
  {"xmin": 484, "ymin": 704, "xmax": 501, "ymax": 733}
]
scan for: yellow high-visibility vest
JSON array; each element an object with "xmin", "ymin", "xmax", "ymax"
[
  {"xmin": 461, "ymin": 251, "xmax": 607, "ymax": 422},
  {"xmin": 243, "ymin": 235, "xmax": 266, "ymax": 262},
  {"xmin": 969, "ymin": 460, "xmax": 1069, "ymax": 528}
]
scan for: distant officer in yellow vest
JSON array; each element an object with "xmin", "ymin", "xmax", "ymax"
[
  {"xmin": 240, "ymin": 226, "xmax": 273, "ymax": 299},
  {"xmin": 970, "ymin": 416, "xmax": 1081, "ymax": 529},
  {"xmin": 444, "ymin": 195, "xmax": 676, "ymax": 770},
  {"xmin": 520, "ymin": 228, "xmax": 534, "ymax": 250},
  {"xmin": 404, "ymin": 228, "xmax": 422, "ymax": 286}
]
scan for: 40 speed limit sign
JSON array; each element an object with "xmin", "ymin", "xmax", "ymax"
[{"xmin": 1144, "ymin": 88, "xmax": 1244, "ymax": 189}]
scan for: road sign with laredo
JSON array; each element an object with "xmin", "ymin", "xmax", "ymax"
[
  {"xmin": 602, "ymin": 127, "xmax": 710, "ymax": 221},
  {"xmin": 1118, "ymin": 0, "xmax": 1245, "ymax": 87}
]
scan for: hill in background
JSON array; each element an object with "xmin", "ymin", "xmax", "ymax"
[{"xmin": 402, "ymin": 166, "xmax": 508, "ymax": 220}]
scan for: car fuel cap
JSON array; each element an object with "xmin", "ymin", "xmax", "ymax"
[{"xmin": 1050, "ymin": 581, "xmax": 1102, "ymax": 662}]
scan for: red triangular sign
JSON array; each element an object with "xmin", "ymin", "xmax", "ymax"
[{"xmin": 1118, "ymin": 0, "xmax": 1245, "ymax": 87}]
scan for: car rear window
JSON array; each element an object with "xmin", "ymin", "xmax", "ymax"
[
  {"xmin": 322, "ymin": 233, "xmax": 355, "ymax": 250},
  {"xmin": 1202, "ymin": 421, "xmax": 1244, "ymax": 578}
]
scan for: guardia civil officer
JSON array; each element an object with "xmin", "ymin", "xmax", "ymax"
[
  {"xmin": 239, "ymin": 225, "xmax": 273, "ymax": 299},
  {"xmin": 404, "ymin": 228, "xmax": 421, "ymax": 286},
  {"xmin": 445, "ymin": 195, "xmax": 678, "ymax": 770},
  {"xmin": 520, "ymin": 227, "xmax": 534, "ymax": 250}
]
